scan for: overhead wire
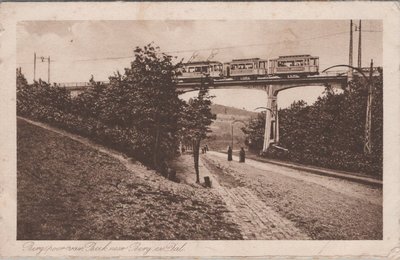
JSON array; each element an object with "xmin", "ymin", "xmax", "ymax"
[{"xmin": 17, "ymin": 29, "xmax": 382, "ymax": 65}]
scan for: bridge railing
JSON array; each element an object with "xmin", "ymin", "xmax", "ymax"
[
  {"xmin": 320, "ymin": 70, "xmax": 348, "ymax": 76},
  {"xmin": 320, "ymin": 67, "xmax": 381, "ymax": 77},
  {"xmin": 56, "ymin": 81, "xmax": 109, "ymax": 88}
]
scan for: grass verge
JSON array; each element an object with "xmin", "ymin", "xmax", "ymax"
[{"xmin": 17, "ymin": 119, "xmax": 242, "ymax": 240}]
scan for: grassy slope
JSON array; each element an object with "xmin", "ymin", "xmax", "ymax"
[
  {"xmin": 210, "ymin": 104, "xmax": 258, "ymax": 118},
  {"xmin": 17, "ymin": 119, "xmax": 242, "ymax": 240},
  {"xmin": 207, "ymin": 104, "xmax": 258, "ymax": 151}
]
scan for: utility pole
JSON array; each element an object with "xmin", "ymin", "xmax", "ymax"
[
  {"xmin": 48, "ymin": 56, "xmax": 51, "ymax": 83},
  {"xmin": 231, "ymin": 123, "xmax": 234, "ymax": 149},
  {"xmin": 34, "ymin": 54, "xmax": 51, "ymax": 84},
  {"xmin": 33, "ymin": 52, "xmax": 36, "ymax": 82},
  {"xmin": 364, "ymin": 59, "xmax": 374, "ymax": 155},
  {"xmin": 349, "ymin": 20, "xmax": 353, "ymax": 67},
  {"xmin": 322, "ymin": 62, "xmax": 375, "ymax": 155},
  {"xmin": 357, "ymin": 20, "xmax": 362, "ymax": 69},
  {"xmin": 231, "ymin": 119, "xmax": 246, "ymax": 151}
]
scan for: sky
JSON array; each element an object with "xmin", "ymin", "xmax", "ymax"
[{"xmin": 17, "ymin": 20, "xmax": 382, "ymax": 109}]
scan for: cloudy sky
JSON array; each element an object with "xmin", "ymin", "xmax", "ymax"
[{"xmin": 17, "ymin": 20, "xmax": 382, "ymax": 109}]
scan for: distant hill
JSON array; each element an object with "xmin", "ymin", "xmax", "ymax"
[
  {"xmin": 211, "ymin": 104, "xmax": 258, "ymax": 118},
  {"xmin": 206, "ymin": 104, "xmax": 260, "ymax": 151}
]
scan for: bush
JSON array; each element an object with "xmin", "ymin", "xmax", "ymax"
[
  {"xmin": 243, "ymin": 74, "xmax": 383, "ymax": 177},
  {"xmin": 16, "ymin": 44, "xmax": 185, "ymax": 170}
]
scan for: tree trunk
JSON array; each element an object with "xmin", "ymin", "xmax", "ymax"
[
  {"xmin": 193, "ymin": 138, "xmax": 200, "ymax": 183},
  {"xmin": 153, "ymin": 114, "xmax": 160, "ymax": 169}
]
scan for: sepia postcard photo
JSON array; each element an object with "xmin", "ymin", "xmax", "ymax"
[{"xmin": 0, "ymin": 2, "xmax": 399, "ymax": 259}]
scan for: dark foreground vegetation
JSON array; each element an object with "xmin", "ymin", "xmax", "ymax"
[
  {"xmin": 243, "ymin": 74, "xmax": 383, "ymax": 176},
  {"xmin": 17, "ymin": 119, "xmax": 242, "ymax": 240},
  {"xmin": 17, "ymin": 44, "xmax": 215, "ymax": 182}
]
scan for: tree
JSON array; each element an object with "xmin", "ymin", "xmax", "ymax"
[
  {"xmin": 108, "ymin": 43, "xmax": 184, "ymax": 169},
  {"xmin": 70, "ymin": 44, "xmax": 185, "ymax": 169},
  {"xmin": 72, "ymin": 75, "xmax": 108, "ymax": 119},
  {"xmin": 16, "ymin": 44, "xmax": 188, "ymax": 175},
  {"xmin": 180, "ymin": 78, "xmax": 216, "ymax": 183},
  {"xmin": 241, "ymin": 72, "xmax": 383, "ymax": 176},
  {"xmin": 241, "ymin": 111, "xmax": 266, "ymax": 152},
  {"xmin": 16, "ymin": 68, "xmax": 29, "ymax": 114}
]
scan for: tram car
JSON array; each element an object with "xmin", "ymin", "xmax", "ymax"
[
  {"xmin": 178, "ymin": 61, "xmax": 223, "ymax": 81},
  {"xmin": 269, "ymin": 55, "xmax": 319, "ymax": 77},
  {"xmin": 224, "ymin": 58, "xmax": 268, "ymax": 80},
  {"xmin": 176, "ymin": 55, "xmax": 320, "ymax": 82}
]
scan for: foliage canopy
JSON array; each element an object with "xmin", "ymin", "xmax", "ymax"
[{"xmin": 242, "ymin": 74, "xmax": 383, "ymax": 176}]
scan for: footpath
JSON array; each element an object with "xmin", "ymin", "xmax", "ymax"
[
  {"xmin": 198, "ymin": 156, "xmax": 310, "ymax": 240},
  {"xmin": 214, "ymin": 151, "xmax": 382, "ymax": 187}
]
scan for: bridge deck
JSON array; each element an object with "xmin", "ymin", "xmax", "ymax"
[{"xmin": 56, "ymin": 74, "xmax": 349, "ymax": 92}]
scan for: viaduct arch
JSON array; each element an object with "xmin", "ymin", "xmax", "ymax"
[{"xmin": 176, "ymin": 78, "xmax": 346, "ymax": 151}]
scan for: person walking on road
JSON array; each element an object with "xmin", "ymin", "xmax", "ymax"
[
  {"xmin": 239, "ymin": 147, "xmax": 245, "ymax": 163},
  {"xmin": 227, "ymin": 146, "xmax": 233, "ymax": 161}
]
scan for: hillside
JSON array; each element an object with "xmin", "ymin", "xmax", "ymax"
[
  {"xmin": 17, "ymin": 118, "xmax": 242, "ymax": 240},
  {"xmin": 211, "ymin": 104, "xmax": 258, "ymax": 118},
  {"xmin": 206, "ymin": 104, "xmax": 260, "ymax": 151}
]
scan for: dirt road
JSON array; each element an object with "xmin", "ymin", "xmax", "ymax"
[{"xmin": 201, "ymin": 151, "xmax": 382, "ymax": 240}]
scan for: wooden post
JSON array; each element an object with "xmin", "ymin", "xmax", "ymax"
[
  {"xmin": 33, "ymin": 52, "xmax": 36, "ymax": 82},
  {"xmin": 48, "ymin": 56, "xmax": 50, "ymax": 83},
  {"xmin": 357, "ymin": 20, "xmax": 362, "ymax": 69},
  {"xmin": 263, "ymin": 85, "xmax": 273, "ymax": 151},
  {"xmin": 275, "ymin": 100, "xmax": 280, "ymax": 144},
  {"xmin": 364, "ymin": 60, "xmax": 374, "ymax": 154}
]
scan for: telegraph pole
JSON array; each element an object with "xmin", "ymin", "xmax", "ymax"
[
  {"xmin": 33, "ymin": 52, "xmax": 36, "ymax": 81},
  {"xmin": 349, "ymin": 20, "xmax": 353, "ymax": 67},
  {"xmin": 48, "ymin": 56, "xmax": 51, "ymax": 83},
  {"xmin": 34, "ymin": 54, "xmax": 51, "ymax": 84},
  {"xmin": 322, "ymin": 61, "xmax": 375, "ymax": 155},
  {"xmin": 364, "ymin": 59, "xmax": 374, "ymax": 155},
  {"xmin": 357, "ymin": 20, "xmax": 362, "ymax": 68}
]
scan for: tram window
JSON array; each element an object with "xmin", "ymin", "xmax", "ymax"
[
  {"xmin": 188, "ymin": 67, "xmax": 195, "ymax": 73},
  {"xmin": 194, "ymin": 67, "xmax": 201, "ymax": 73},
  {"xmin": 202, "ymin": 66, "xmax": 208, "ymax": 73},
  {"xmin": 284, "ymin": 61, "xmax": 294, "ymax": 67},
  {"xmin": 295, "ymin": 60, "xmax": 304, "ymax": 66},
  {"xmin": 231, "ymin": 64, "xmax": 237, "ymax": 70},
  {"xmin": 246, "ymin": 63, "xmax": 254, "ymax": 69},
  {"xmin": 259, "ymin": 62, "xmax": 265, "ymax": 69}
]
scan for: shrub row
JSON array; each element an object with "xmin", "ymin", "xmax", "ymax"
[
  {"xmin": 264, "ymin": 146, "xmax": 382, "ymax": 177},
  {"xmin": 17, "ymin": 80, "xmax": 177, "ymax": 170},
  {"xmin": 245, "ymin": 75, "xmax": 383, "ymax": 177},
  {"xmin": 18, "ymin": 97, "xmax": 155, "ymax": 165}
]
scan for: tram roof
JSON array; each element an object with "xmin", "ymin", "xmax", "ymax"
[
  {"xmin": 276, "ymin": 55, "xmax": 318, "ymax": 60},
  {"xmin": 231, "ymin": 58, "xmax": 269, "ymax": 63},
  {"xmin": 183, "ymin": 61, "xmax": 222, "ymax": 66}
]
